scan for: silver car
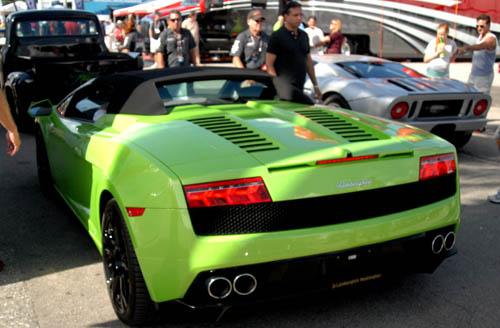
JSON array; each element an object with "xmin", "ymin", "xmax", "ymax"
[{"xmin": 306, "ymin": 55, "xmax": 491, "ymax": 147}]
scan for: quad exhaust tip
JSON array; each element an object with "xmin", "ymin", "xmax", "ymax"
[
  {"xmin": 431, "ymin": 234, "xmax": 444, "ymax": 254},
  {"xmin": 431, "ymin": 232, "xmax": 456, "ymax": 254},
  {"xmin": 207, "ymin": 277, "xmax": 232, "ymax": 299},
  {"xmin": 233, "ymin": 273, "xmax": 257, "ymax": 296},
  {"xmin": 207, "ymin": 273, "xmax": 258, "ymax": 299},
  {"xmin": 444, "ymin": 231, "xmax": 456, "ymax": 251}
]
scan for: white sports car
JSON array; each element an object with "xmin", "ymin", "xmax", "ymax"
[{"xmin": 307, "ymin": 55, "xmax": 491, "ymax": 147}]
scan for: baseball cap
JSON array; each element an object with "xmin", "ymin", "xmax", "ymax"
[{"xmin": 248, "ymin": 9, "xmax": 265, "ymax": 21}]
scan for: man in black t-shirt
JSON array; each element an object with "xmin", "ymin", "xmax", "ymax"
[
  {"xmin": 266, "ymin": 1, "xmax": 321, "ymax": 103},
  {"xmin": 158, "ymin": 10, "xmax": 201, "ymax": 68},
  {"xmin": 230, "ymin": 9, "xmax": 269, "ymax": 70}
]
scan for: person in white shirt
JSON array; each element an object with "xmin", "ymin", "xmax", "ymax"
[
  {"xmin": 304, "ymin": 16, "xmax": 324, "ymax": 55},
  {"xmin": 423, "ymin": 23, "xmax": 457, "ymax": 78},
  {"xmin": 457, "ymin": 15, "xmax": 498, "ymax": 203},
  {"xmin": 181, "ymin": 11, "xmax": 200, "ymax": 48},
  {"xmin": 458, "ymin": 14, "xmax": 497, "ymax": 94}
]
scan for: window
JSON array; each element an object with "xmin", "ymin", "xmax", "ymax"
[
  {"xmin": 156, "ymin": 78, "xmax": 276, "ymax": 111},
  {"xmin": 15, "ymin": 19, "xmax": 99, "ymax": 37},
  {"xmin": 63, "ymin": 85, "xmax": 112, "ymax": 121},
  {"xmin": 336, "ymin": 61, "xmax": 424, "ymax": 78}
]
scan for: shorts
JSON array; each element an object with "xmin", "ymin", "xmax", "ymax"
[
  {"xmin": 150, "ymin": 37, "xmax": 161, "ymax": 53},
  {"xmin": 468, "ymin": 73, "xmax": 494, "ymax": 94},
  {"xmin": 426, "ymin": 68, "xmax": 449, "ymax": 78}
]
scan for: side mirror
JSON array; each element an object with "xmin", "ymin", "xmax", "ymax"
[
  {"xmin": 29, "ymin": 106, "xmax": 52, "ymax": 117},
  {"xmin": 28, "ymin": 99, "xmax": 53, "ymax": 117}
]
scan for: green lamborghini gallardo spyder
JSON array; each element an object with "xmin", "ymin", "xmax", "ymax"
[{"xmin": 30, "ymin": 67, "xmax": 460, "ymax": 325}]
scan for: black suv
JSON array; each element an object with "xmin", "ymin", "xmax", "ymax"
[{"xmin": 0, "ymin": 10, "xmax": 142, "ymax": 131}]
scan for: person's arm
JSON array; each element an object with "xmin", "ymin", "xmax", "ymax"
[
  {"xmin": 0, "ymin": 91, "xmax": 20, "ymax": 156},
  {"xmin": 320, "ymin": 35, "xmax": 331, "ymax": 46},
  {"xmin": 266, "ymin": 52, "xmax": 277, "ymax": 77},
  {"xmin": 191, "ymin": 47, "xmax": 201, "ymax": 66},
  {"xmin": 158, "ymin": 52, "xmax": 166, "ymax": 68},
  {"xmin": 232, "ymin": 56, "xmax": 245, "ymax": 68},
  {"xmin": 423, "ymin": 41, "xmax": 441, "ymax": 63},
  {"xmin": 459, "ymin": 34, "xmax": 497, "ymax": 54},
  {"xmin": 157, "ymin": 32, "xmax": 166, "ymax": 68},
  {"xmin": 306, "ymin": 54, "xmax": 321, "ymax": 99},
  {"xmin": 230, "ymin": 34, "xmax": 245, "ymax": 68},
  {"xmin": 450, "ymin": 41, "xmax": 458, "ymax": 62},
  {"xmin": 466, "ymin": 34, "xmax": 497, "ymax": 51},
  {"xmin": 187, "ymin": 32, "xmax": 200, "ymax": 66}
]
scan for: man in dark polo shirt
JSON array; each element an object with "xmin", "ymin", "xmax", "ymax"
[
  {"xmin": 158, "ymin": 10, "xmax": 201, "ymax": 68},
  {"xmin": 266, "ymin": 1, "xmax": 321, "ymax": 103},
  {"xmin": 230, "ymin": 9, "xmax": 269, "ymax": 70}
]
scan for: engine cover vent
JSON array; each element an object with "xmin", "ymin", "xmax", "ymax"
[
  {"xmin": 295, "ymin": 109, "xmax": 380, "ymax": 142},
  {"xmin": 189, "ymin": 116, "xmax": 280, "ymax": 153}
]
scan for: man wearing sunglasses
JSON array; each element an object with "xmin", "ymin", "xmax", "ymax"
[
  {"xmin": 158, "ymin": 10, "xmax": 201, "ymax": 68},
  {"xmin": 230, "ymin": 9, "xmax": 269, "ymax": 70},
  {"xmin": 457, "ymin": 14, "xmax": 497, "ymax": 95}
]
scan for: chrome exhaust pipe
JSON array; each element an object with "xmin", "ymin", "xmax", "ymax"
[
  {"xmin": 444, "ymin": 231, "xmax": 456, "ymax": 251},
  {"xmin": 207, "ymin": 277, "xmax": 232, "ymax": 299},
  {"xmin": 233, "ymin": 273, "xmax": 257, "ymax": 296},
  {"xmin": 431, "ymin": 234, "xmax": 444, "ymax": 254}
]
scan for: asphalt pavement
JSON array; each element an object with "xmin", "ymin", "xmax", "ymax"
[{"xmin": 0, "ymin": 62, "xmax": 500, "ymax": 327}]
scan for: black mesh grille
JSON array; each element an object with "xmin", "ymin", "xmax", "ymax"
[
  {"xmin": 189, "ymin": 174, "xmax": 457, "ymax": 235},
  {"xmin": 295, "ymin": 109, "xmax": 380, "ymax": 142},
  {"xmin": 418, "ymin": 100, "xmax": 463, "ymax": 118}
]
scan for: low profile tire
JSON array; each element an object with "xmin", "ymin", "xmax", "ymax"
[
  {"xmin": 102, "ymin": 199, "xmax": 157, "ymax": 326},
  {"xmin": 323, "ymin": 94, "xmax": 350, "ymax": 109},
  {"xmin": 451, "ymin": 131, "xmax": 473, "ymax": 149},
  {"xmin": 35, "ymin": 127, "xmax": 55, "ymax": 196},
  {"xmin": 11, "ymin": 99, "xmax": 34, "ymax": 133}
]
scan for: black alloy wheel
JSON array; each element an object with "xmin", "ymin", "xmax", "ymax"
[
  {"xmin": 323, "ymin": 93, "xmax": 351, "ymax": 109},
  {"xmin": 102, "ymin": 199, "xmax": 156, "ymax": 326}
]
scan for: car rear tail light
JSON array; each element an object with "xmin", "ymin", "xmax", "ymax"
[
  {"xmin": 184, "ymin": 177, "xmax": 272, "ymax": 208},
  {"xmin": 419, "ymin": 153, "xmax": 456, "ymax": 181},
  {"xmin": 126, "ymin": 207, "xmax": 145, "ymax": 217},
  {"xmin": 317, "ymin": 154, "xmax": 378, "ymax": 165},
  {"xmin": 390, "ymin": 102, "xmax": 409, "ymax": 119},
  {"xmin": 473, "ymin": 99, "xmax": 488, "ymax": 116}
]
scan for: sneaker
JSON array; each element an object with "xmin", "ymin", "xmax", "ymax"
[{"xmin": 487, "ymin": 190, "xmax": 500, "ymax": 204}]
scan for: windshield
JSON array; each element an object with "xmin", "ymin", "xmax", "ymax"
[
  {"xmin": 156, "ymin": 78, "xmax": 276, "ymax": 110},
  {"xmin": 15, "ymin": 19, "xmax": 99, "ymax": 37},
  {"xmin": 336, "ymin": 61, "xmax": 424, "ymax": 78}
]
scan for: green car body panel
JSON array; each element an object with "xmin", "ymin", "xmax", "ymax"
[{"xmin": 36, "ymin": 96, "xmax": 460, "ymax": 303}]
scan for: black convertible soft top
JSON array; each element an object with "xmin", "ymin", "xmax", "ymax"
[{"xmin": 91, "ymin": 67, "xmax": 275, "ymax": 115}]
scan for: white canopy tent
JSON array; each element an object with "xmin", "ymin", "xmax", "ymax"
[
  {"xmin": 113, "ymin": 0, "xmax": 180, "ymax": 17},
  {"xmin": 0, "ymin": 1, "xmax": 27, "ymax": 15}
]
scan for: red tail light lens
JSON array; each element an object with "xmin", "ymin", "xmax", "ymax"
[
  {"xmin": 184, "ymin": 177, "xmax": 272, "ymax": 208},
  {"xmin": 390, "ymin": 102, "xmax": 409, "ymax": 119},
  {"xmin": 419, "ymin": 153, "xmax": 456, "ymax": 181},
  {"xmin": 473, "ymin": 99, "xmax": 488, "ymax": 116},
  {"xmin": 126, "ymin": 207, "xmax": 145, "ymax": 217}
]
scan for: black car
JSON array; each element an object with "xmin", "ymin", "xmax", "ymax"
[{"xmin": 0, "ymin": 9, "xmax": 142, "ymax": 131}]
